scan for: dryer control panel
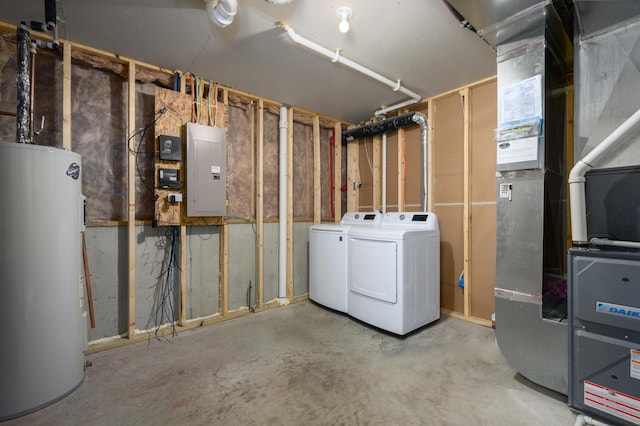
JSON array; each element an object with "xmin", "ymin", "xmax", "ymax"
[{"xmin": 341, "ymin": 211, "xmax": 383, "ymax": 226}]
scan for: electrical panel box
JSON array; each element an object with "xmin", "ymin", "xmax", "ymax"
[
  {"xmin": 158, "ymin": 168, "xmax": 181, "ymax": 189},
  {"xmin": 158, "ymin": 134, "xmax": 181, "ymax": 161},
  {"xmin": 185, "ymin": 122, "xmax": 226, "ymax": 217}
]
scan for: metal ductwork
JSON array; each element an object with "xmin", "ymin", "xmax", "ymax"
[{"xmin": 448, "ymin": 0, "xmax": 574, "ymax": 395}]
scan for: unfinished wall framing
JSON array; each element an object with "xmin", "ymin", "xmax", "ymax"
[
  {"xmin": 0, "ymin": 22, "xmax": 350, "ymax": 352},
  {"xmin": 352, "ymin": 78, "xmax": 497, "ymax": 325}
]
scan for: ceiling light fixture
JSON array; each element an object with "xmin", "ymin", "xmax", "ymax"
[{"xmin": 336, "ymin": 6, "xmax": 353, "ymax": 33}]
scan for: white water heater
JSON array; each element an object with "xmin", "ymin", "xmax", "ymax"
[{"xmin": 0, "ymin": 142, "xmax": 85, "ymax": 420}]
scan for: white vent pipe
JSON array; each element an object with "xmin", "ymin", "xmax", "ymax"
[
  {"xmin": 279, "ymin": 24, "xmax": 421, "ymax": 111},
  {"xmin": 279, "ymin": 106, "xmax": 288, "ymax": 300},
  {"xmin": 204, "ymin": 0, "xmax": 238, "ymax": 28},
  {"xmin": 569, "ymin": 107, "xmax": 640, "ymax": 246},
  {"xmin": 382, "ymin": 133, "xmax": 387, "ymax": 213}
]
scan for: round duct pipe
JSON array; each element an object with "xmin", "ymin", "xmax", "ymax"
[{"xmin": 204, "ymin": 0, "xmax": 238, "ymax": 28}]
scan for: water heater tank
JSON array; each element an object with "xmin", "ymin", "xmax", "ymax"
[{"xmin": 0, "ymin": 142, "xmax": 85, "ymax": 420}]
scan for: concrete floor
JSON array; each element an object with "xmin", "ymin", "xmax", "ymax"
[{"xmin": 6, "ymin": 301, "xmax": 578, "ymax": 425}]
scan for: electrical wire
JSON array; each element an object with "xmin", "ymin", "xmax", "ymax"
[
  {"xmin": 127, "ymin": 108, "xmax": 168, "ymax": 196},
  {"xmin": 153, "ymin": 226, "xmax": 179, "ymax": 339}
]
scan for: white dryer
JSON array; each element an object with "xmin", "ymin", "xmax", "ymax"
[
  {"xmin": 309, "ymin": 212, "xmax": 382, "ymax": 312},
  {"xmin": 347, "ymin": 212, "xmax": 440, "ymax": 335}
]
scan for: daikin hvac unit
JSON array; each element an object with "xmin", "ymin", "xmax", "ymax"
[{"xmin": 568, "ymin": 2, "xmax": 640, "ymax": 424}]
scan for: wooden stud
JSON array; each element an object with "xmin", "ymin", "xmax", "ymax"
[
  {"xmin": 347, "ymin": 131, "xmax": 359, "ymax": 212},
  {"xmin": 461, "ymin": 88, "xmax": 471, "ymax": 319},
  {"xmin": 333, "ymin": 122, "xmax": 342, "ymax": 223},
  {"xmin": 127, "ymin": 61, "xmax": 136, "ymax": 339},
  {"xmin": 398, "ymin": 127, "xmax": 406, "ymax": 211},
  {"xmin": 62, "ymin": 41, "xmax": 71, "ymax": 150},
  {"xmin": 373, "ymin": 135, "xmax": 382, "ymax": 211},
  {"xmin": 257, "ymin": 100, "xmax": 265, "ymax": 308},
  {"xmin": 313, "ymin": 115, "xmax": 321, "ymax": 224},
  {"xmin": 287, "ymin": 108, "xmax": 294, "ymax": 301}
]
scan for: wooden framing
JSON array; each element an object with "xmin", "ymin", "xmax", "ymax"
[
  {"xmin": 257, "ymin": 100, "xmax": 265, "ymax": 308},
  {"xmin": 62, "ymin": 42, "xmax": 71, "ymax": 150},
  {"xmin": 313, "ymin": 115, "xmax": 321, "ymax": 224},
  {"xmin": 347, "ymin": 128, "xmax": 359, "ymax": 212},
  {"xmin": 461, "ymin": 87, "xmax": 471, "ymax": 319},
  {"xmin": 126, "ymin": 61, "xmax": 136, "ymax": 339},
  {"xmin": 373, "ymin": 135, "xmax": 382, "ymax": 211}
]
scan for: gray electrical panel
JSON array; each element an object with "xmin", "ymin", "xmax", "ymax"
[{"xmin": 185, "ymin": 122, "xmax": 226, "ymax": 217}]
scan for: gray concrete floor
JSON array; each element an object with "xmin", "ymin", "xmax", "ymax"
[{"xmin": 6, "ymin": 301, "xmax": 578, "ymax": 425}]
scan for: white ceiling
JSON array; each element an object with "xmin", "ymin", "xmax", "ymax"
[{"xmin": 0, "ymin": 0, "xmax": 497, "ymax": 123}]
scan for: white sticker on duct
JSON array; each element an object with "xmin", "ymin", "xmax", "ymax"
[
  {"xmin": 632, "ymin": 349, "xmax": 640, "ymax": 380},
  {"xmin": 211, "ymin": 165, "xmax": 221, "ymax": 174}
]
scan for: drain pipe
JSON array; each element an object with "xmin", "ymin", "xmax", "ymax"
[
  {"xmin": 279, "ymin": 23, "xmax": 421, "ymax": 110},
  {"xmin": 569, "ymin": 107, "xmax": 640, "ymax": 247},
  {"xmin": 343, "ymin": 112, "xmax": 429, "ymax": 211},
  {"xmin": 573, "ymin": 414, "xmax": 611, "ymax": 426},
  {"xmin": 278, "ymin": 105, "xmax": 288, "ymax": 302},
  {"xmin": 16, "ymin": 24, "xmax": 31, "ymax": 144},
  {"xmin": 412, "ymin": 112, "xmax": 428, "ymax": 210}
]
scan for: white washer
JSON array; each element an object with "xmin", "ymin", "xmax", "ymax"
[
  {"xmin": 309, "ymin": 212, "xmax": 382, "ymax": 312},
  {"xmin": 347, "ymin": 212, "xmax": 440, "ymax": 335}
]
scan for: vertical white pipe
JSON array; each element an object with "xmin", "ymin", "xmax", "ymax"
[
  {"xmin": 278, "ymin": 106, "xmax": 288, "ymax": 300},
  {"xmin": 569, "ymin": 107, "xmax": 640, "ymax": 245},
  {"xmin": 382, "ymin": 133, "xmax": 387, "ymax": 214}
]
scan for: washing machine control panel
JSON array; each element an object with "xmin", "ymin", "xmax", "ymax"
[{"xmin": 341, "ymin": 211, "xmax": 383, "ymax": 225}]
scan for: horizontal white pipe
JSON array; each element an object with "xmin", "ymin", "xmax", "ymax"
[
  {"xmin": 569, "ymin": 107, "xmax": 640, "ymax": 244},
  {"xmin": 375, "ymin": 97, "xmax": 421, "ymax": 117},
  {"xmin": 590, "ymin": 238, "xmax": 640, "ymax": 249},
  {"xmin": 281, "ymin": 24, "xmax": 421, "ymax": 103}
]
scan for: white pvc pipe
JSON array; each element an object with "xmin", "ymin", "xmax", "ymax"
[
  {"xmin": 280, "ymin": 24, "xmax": 421, "ymax": 107},
  {"xmin": 382, "ymin": 133, "xmax": 387, "ymax": 214},
  {"xmin": 279, "ymin": 106, "xmax": 288, "ymax": 300},
  {"xmin": 573, "ymin": 414, "xmax": 611, "ymax": 426},
  {"xmin": 569, "ymin": 107, "xmax": 640, "ymax": 245},
  {"xmin": 375, "ymin": 98, "xmax": 421, "ymax": 117},
  {"xmin": 590, "ymin": 238, "xmax": 640, "ymax": 249},
  {"xmin": 205, "ymin": 0, "xmax": 238, "ymax": 28},
  {"xmin": 412, "ymin": 112, "xmax": 428, "ymax": 210}
]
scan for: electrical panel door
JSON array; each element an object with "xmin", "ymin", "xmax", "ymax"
[{"xmin": 185, "ymin": 122, "xmax": 226, "ymax": 217}]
